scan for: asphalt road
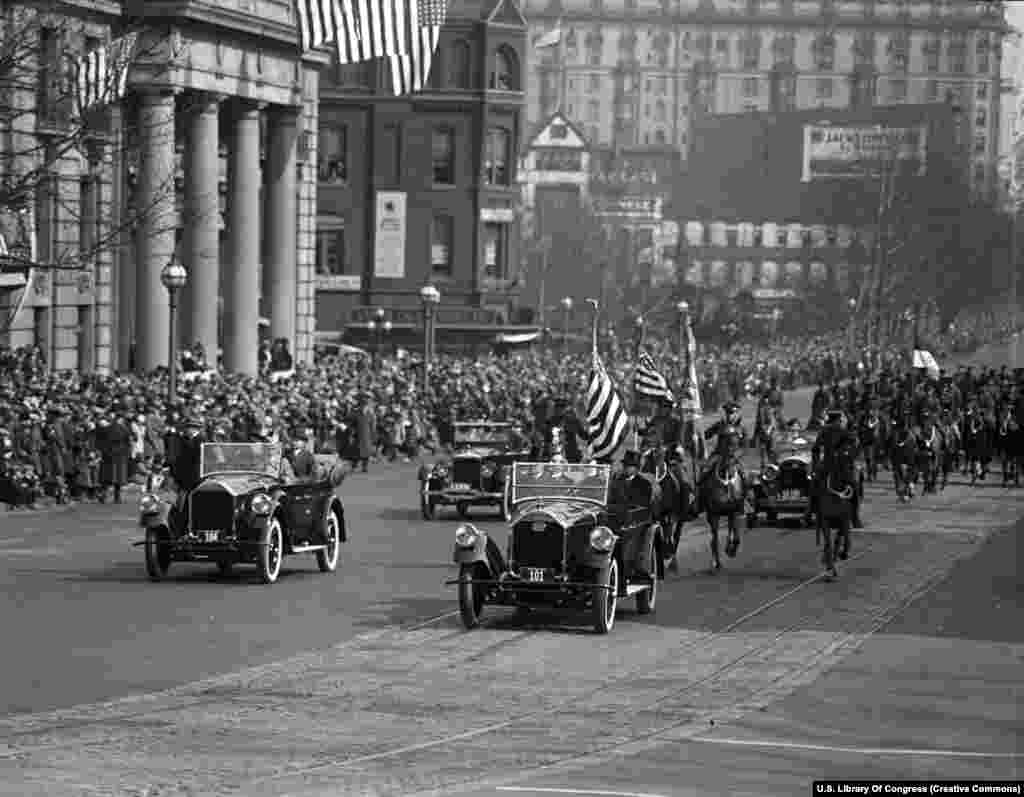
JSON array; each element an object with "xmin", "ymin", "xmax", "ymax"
[{"xmin": 0, "ymin": 361, "xmax": 1020, "ymax": 796}]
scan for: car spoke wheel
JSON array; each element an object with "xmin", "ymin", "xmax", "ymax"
[
  {"xmin": 317, "ymin": 511, "xmax": 341, "ymax": 573},
  {"xmin": 144, "ymin": 529, "xmax": 170, "ymax": 582},
  {"xmin": 457, "ymin": 564, "xmax": 485, "ymax": 630},
  {"xmin": 636, "ymin": 541, "xmax": 657, "ymax": 614},
  {"xmin": 259, "ymin": 518, "xmax": 283, "ymax": 584},
  {"xmin": 420, "ymin": 484, "xmax": 436, "ymax": 520},
  {"xmin": 593, "ymin": 559, "xmax": 618, "ymax": 634}
]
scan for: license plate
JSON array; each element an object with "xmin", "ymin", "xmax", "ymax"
[
  {"xmin": 527, "ymin": 568, "xmax": 544, "ymax": 582},
  {"xmin": 451, "ymin": 482, "xmax": 471, "ymax": 491},
  {"xmin": 201, "ymin": 531, "xmax": 219, "ymax": 543}
]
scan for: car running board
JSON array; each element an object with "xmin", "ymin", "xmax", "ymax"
[{"xmin": 290, "ymin": 543, "xmax": 327, "ymax": 553}]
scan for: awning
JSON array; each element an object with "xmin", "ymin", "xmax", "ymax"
[
  {"xmin": 495, "ymin": 330, "xmax": 541, "ymax": 344},
  {"xmin": 0, "ymin": 272, "xmax": 27, "ymax": 289}
]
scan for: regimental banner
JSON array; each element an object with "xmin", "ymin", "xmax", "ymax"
[
  {"xmin": 373, "ymin": 191, "xmax": 407, "ymax": 279},
  {"xmin": 801, "ymin": 124, "xmax": 928, "ymax": 181}
]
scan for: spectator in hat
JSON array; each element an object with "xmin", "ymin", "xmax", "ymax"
[{"xmin": 97, "ymin": 408, "xmax": 132, "ymax": 504}]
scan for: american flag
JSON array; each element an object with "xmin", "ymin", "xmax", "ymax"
[
  {"xmin": 74, "ymin": 33, "xmax": 138, "ymax": 116},
  {"xmin": 586, "ymin": 350, "xmax": 628, "ymax": 461},
  {"xmin": 297, "ymin": 0, "xmax": 433, "ymax": 62},
  {"xmin": 634, "ymin": 350, "xmax": 674, "ymax": 403},
  {"xmin": 296, "ymin": 0, "xmax": 338, "ymax": 50},
  {"xmin": 387, "ymin": 0, "xmax": 446, "ymax": 95}
]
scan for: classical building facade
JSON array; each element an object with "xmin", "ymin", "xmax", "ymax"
[
  {"xmin": 522, "ymin": 0, "xmax": 1007, "ymax": 196},
  {"xmin": 0, "ymin": 0, "xmax": 322, "ymax": 375},
  {"xmin": 314, "ymin": 0, "xmax": 532, "ymax": 347}
]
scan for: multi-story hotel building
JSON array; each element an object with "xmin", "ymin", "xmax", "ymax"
[{"xmin": 522, "ymin": 0, "xmax": 1007, "ymax": 196}]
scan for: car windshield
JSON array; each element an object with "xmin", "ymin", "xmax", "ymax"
[
  {"xmin": 454, "ymin": 423, "xmax": 513, "ymax": 448},
  {"xmin": 511, "ymin": 462, "xmax": 610, "ymax": 504},
  {"xmin": 200, "ymin": 443, "xmax": 282, "ymax": 478}
]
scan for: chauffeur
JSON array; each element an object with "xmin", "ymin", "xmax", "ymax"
[{"xmin": 608, "ymin": 450, "xmax": 656, "ymax": 590}]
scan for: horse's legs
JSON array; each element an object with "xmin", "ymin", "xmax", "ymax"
[
  {"xmin": 707, "ymin": 513, "xmax": 721, "ymax": 571},
  {"xmin": 838, "ymin": 516, "xmax": 851, "ymax": 560},
  {"xmin": 725, "ymin": 511, "xmax": 740, "ymax": 558}
]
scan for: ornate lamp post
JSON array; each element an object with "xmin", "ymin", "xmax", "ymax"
[
  {"xmin": 771, "ymin": 307, "xmax": 782, "ymax": 338},
  {"xmin": 382, "ymin": 319, "xmax": 393, "ymax": 359},
  {"xmin": 160, "ymin": 261, "xmax": 188, "ymax": 408},
  {"xmin": 560, "ymin": 296, "xmax": 573, "ymax": 356},
  {"xmin": 419, "ymin": 284, "xmax": 440, "ymax": 398}
]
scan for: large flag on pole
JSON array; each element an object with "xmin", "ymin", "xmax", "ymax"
[
  {"xmin": 387, "ymin": 0, "xmax": 446, "ymax": 95},
  {"xmin": 634, "ymin": 349, "xmax": 674, "ymax": 403},
  {"xmin": 74, "ymin": 33, "xmax": 138, "ymax": 116},
  {"xmin": 679, "ymin": 316, "xmax": 702, "ymax": 418},
  {"xmin": 587, "ymin": 349, "xmax": 628, "ymax": 460}
]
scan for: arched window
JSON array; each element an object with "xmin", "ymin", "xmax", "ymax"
[
  {"xmin": 490, "ymin": 46, "xmax": 519, "ymax": 90},
  {"xmin": 448, "ymin": 39, "xmax": 471, "ymax": 89}
]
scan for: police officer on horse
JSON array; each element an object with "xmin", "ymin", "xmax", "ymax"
[{"xmin": 809, "ymin": 408, "xmax": 863, "ymax": 528}]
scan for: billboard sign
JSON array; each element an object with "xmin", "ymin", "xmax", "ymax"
[{"xmin": 801, "ymin": 124, "xmax": 927, "ymax": 181}]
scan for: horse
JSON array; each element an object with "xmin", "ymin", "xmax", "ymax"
[
  {"xmin": 962, "ymin": 411, "xmax": 992, "ymax": 484},
  {"xmin": 753, "ymin": 401, "xmax": 778, "ymax": 470},
  {"xmin": 857, "ymin": 410, "xmax": 883, "ymax": 483},
  {"xmin": 814, "ymin": 447, "xmax": 858, "ymax": 580},
  {"xmin": 644, "ymin": 445, "xmax": 695, "ymax": 571},
  {"xmin": 915, "ymin": 422, "xmax": 943, "ymax": 494},
  {"xmin": 937, "ymin": 415, "xmax": 960, "ymax": 490},
  {"xmin": 698, "ymin": 454, "xmax": 747, "ymax": 571},
  {"xmin": 889, "ymin": 424, "xmax": 919, "ymax": 502},
  {"xmin": 994, "ymin": 407, "xmax": 1023, "ymax": 487}
]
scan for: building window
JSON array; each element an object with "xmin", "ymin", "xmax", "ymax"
[
  {"xmin": 315, "ymin": 225, "xmax": 349, "ymax": 275},
  {"xmin": 432, "ymin": 127, "xmax": 455, "ymax": 184},
  {"xmin": 79, "ymin": 177, "xmax": 97, "ymax": 257},
  {"xmin": 484, "ymin": 127, "xmax": 510, "ymax": 185},
  {"xmin": 654, "ymin": 129, "xmax": 666, "ymax": 145},
  {"xmin": 448, "ymin": 39, "xmax": 471, "ymax": 88},
  {"xmin": 587, "ymin": 99, "xmax": 600, "ymax": 122},
  {"xmin": 974, "ymin": 163, "xmax": 986, "ymax": 184},
  {"xmin": 976, "ymin": 108, "xmax": 987, "ymax": 128},
  {"xmin": 974, "ymin": 134, "xmax": 986, "ymax": 155},
  {"xmin": 431, "ymin": 215, "xmax": 453, "ymax": 276},
  {"xmin": 742, "ymin": 77, "xmax": 759, "ymax": 97},
  {"xmin": 318, "ymin": 125, "xmax": 347, "ymax": 183},
  {"xmin": 489, "ymin": 46, "xmax": 519, "ymax": 90},
  {"xmin": 816, "ymin": 78, "xmax": 832, "ymax": 99},
  {"xmin": 35, "ymin": 175, "xmax": 56, "ymax": 264},
  {"xmin": 656, "ymin": 75, "xmax": 668, "ymax": 94},
  {"xmin": 654, "ymin": 100, "xmax": 666, "ymax": 121},
  {"xmin": 589, "ymin": 74, "xmax": 601, "ymax": 92},
  {"xmin": 33, "ymin": 308, "xmax": 49, "ymax": 352},
  {"xmin": 482, "ymin": 222, "xmax": 508, "ymax": 279}
]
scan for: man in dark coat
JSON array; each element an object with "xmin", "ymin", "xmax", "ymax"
[
  {"xmin": 98, "ymin": 410, "xmax": 132, "ymax": 503},
  {"xmin": 608, "ymin": 450, "xmax": 656, "ymax": 588}
]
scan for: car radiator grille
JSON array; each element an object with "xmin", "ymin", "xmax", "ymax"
[
  {"xmin": 512, "ymin": 522, "xmax": 565, "ymax": 572},
  {"xmin": 779, "ymin": 465, "xmax": 809, "ymax": 492},
  {"xmin": 451, "ymin": 460, "xmax": 480, "ymax": 488},
  {"xmin": 190, "ymin": 491, "xmax": 235, "ymax": 532}
]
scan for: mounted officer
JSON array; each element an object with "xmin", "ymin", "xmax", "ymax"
[
  {"xmin": 700, "ymin": 401, "xmax": 747, "ymax": 486},
  {"xmin": 809, "ymin": 408, "xmax": 862, "ymax": 528}
]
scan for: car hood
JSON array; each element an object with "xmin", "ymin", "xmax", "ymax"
[
  {"xmin": 194, "ymin": 473, "xmax": 279, "ymax": 496},
  {"xmin": 779, "ymin": 452, "xmax": 812, "ymax": 466},
  {"xmin": 512, "ymin": 500, "xmax": 602, "ymax": 528},
  {"xmin": 452, "ymin": 448, "xmax": 502, "ymax": 459}
]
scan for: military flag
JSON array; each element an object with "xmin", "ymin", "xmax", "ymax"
[{"xmin": 634, "ymin": 349, "xmax": 674, "ymax": 403}]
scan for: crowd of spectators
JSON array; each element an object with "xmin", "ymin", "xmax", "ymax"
[{"xmin": 0, "ymin": 303, "xmax": 1019, "ymax": 509}]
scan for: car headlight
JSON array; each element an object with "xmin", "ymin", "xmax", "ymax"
[
  {"xmin": 762, "ymin": 464, "xmax": 779, "ymax": 481},
  {"xmin": 481, "ymin": 462, "xmax": 495, "ymax": 479},
  {"xmin": 454, "ymin": 524, "xmax": 480, "ymax": 548},
  {"xmin": 139, "ymin": 493, "xmax": 160, "ymax": 515},
  {"xmin": 250, "ymin": 493, "xmax": 273, "ymax": 516},
  {"xmin": 589, "ymin": 525, "xmax": 616, "ymax": 553},
  {"xmin": 433, "ymin": 464, "xmax": 448, "ymax": 479}
]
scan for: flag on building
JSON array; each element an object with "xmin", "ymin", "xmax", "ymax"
[
  {"xmin": 296, "ymin": 0, "xmax": 340, "ymax": 50},
  {"xmin": 634, "ymin": 350, "xmax": 674, "ymax": 403},
  {"xmin": 74, "ymin": 33, "xmax": 138, "ymax": 116},
  {"xmin": 912, "ymin": 348, "xmax": 940, "ymax": 380},
  {"xmin": 387, "ymin": 0, "xmax": 446, "ymax": 95},
  {"xmin": 586, "ymin": 349, "xmax": 628, "ymax": 461},
  {"xmin": 534, "ymin": 19, "xmax": 562, "ymax": 48}
]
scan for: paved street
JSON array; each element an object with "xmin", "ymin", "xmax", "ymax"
[{"xmin": 0, "ymin": 360, "xmax": 1020, "ymax": 796}]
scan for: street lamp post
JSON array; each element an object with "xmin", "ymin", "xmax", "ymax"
[
  {"xmin": 382, "ymin": 319, "xmax": 392, "ymax": 359},
  {"xmin": 633, "ymin": 315, "xmax": 645, "ymax": 358},
  {"xmin": 771, "ymin": 307, "xmax": 782, "ymax": 338},
  {"xmin": 372, "ymin": 307, "xmax": 385, "ymax": 367},
  {"xmin": 419, "ymin": 284, "xmax": 440, "ymax": 398},
  {"xmin": 847, "ymin": 297, "xmax": 857, "ymax": 372},
  {"xmin": 160, "ymin": 261, "xmax": 188, "ymax": 409},
  {"xmin": 560, "ymin": 296, "xmax": 573, "ymax": 357}
]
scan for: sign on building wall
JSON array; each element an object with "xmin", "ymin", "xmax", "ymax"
[
  {"xmin": 802, "ymin": 124, "xmax": 928, "ymax": 181},
  {"xmin": 317, "ymin": 275, "xmax": 361, "ymax": 292},
  {"xmin": 374, "ymin": 191, "xmax": 407, "ymax": 279}
]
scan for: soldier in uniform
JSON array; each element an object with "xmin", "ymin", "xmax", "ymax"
[
  {"xmin": 809, "ymin": 408, "xmax": 862, "ymax": 527},
  {"xmin": 700, "ymin": 401, "xmax": 747, "ymax": 486}
]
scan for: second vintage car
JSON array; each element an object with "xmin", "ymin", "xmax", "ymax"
[
  {"xmin": 419, "ymin": 421, "xmax": 530, "ymax": 521},
  {"xmin": 136, "ymin": 442, "xmax": 348, "ymax": 584},
  {"xmin": 445, "ymin": 462, "xmax": 665, "ymax": 634}
]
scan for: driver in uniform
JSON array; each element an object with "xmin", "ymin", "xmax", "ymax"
[
  {"xmin": 608, "ymin": 450, "xmax": 655, "ymax": 592},
  {"xmin": 809, "ymin": 408, "xmax": 862, "ymax": 528}
]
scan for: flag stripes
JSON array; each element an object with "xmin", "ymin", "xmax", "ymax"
[
  {"xmin": 74, "ymin": 33, "xmax": 137, "ymax": 116},
  {"xmin": 634, "ymin": 351, "xmax": 674, "ymax": 402},
  {"xmin": 387, "ymin": 23, "xmax": 440, "ymax": 95},
  {"xmin": 296, "ymin": 0, "xmax": 339, "ymax": 51},
  {"xmin": 586, "ymin": 351, "xmax": 628, "ymax": 461}
]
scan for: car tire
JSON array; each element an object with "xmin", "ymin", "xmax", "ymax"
[
  {"xmin": 144, "ymin": 528, "xmax": 171, "ymax": 582},
  {"xmin": 420, "ymin": 483, "xmax": 436, "ymax": 520},
  {"xmin": 457, "ymin": 563, "xmax": 485, "ymax": 630},
  {"xmin": 592, "ymin": 560, "xmax": 618, "ymax": 634},
  {"xmin": 317, "ymin": 510, "xmax": 341, "ymax": 573},
  {"xmin": 258, "ymin": 518, "xmax": 284, "ymax": 585},
  {"xmin": 636, "ymin": 557, "xmax": 657, "ymax": 615}
]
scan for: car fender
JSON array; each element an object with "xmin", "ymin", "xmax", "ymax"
[
  {"xmin": 453, "ymin": 533, "xmax": 505, "ymax": 575},
  {"xmin": 580, "ymin": 540, "xmax": 616, "ymax": 570}
]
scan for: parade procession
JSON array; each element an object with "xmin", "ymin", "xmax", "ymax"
[{"xmin": 0, "ymin": 0, "xmax": 1023, "ymax": 794}]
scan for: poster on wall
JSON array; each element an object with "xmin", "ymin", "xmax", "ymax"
[
  {"xmin": 801, "ymin": 124, "xmax": 927, "ymax": 182},
  {"xmin": 374, "ymin": 191, "xmax": 407, "ymax": 279}
]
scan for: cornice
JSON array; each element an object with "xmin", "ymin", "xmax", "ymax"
[{"xmin": 124, "ymin": 1, "xmax": 300, "ymax": 49}]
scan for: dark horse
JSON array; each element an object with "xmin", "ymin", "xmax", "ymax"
[
  {"xmin": 815, "ymin": 446, "xmax": 858, "ymax": 580},
  {"xmin": 915, "ymin": 422, "xmax": 943, "ymax": 494},
  {"xmin": 889, "ymin": 423, "xmax": 919, "ymax": 502},
  {"xmin": 643, "ymin": 445, "xmax": 695, "ymax": 571},
  {"xmin": 698, "ymin": 453, "xmax": 747, "ymax": 571}
]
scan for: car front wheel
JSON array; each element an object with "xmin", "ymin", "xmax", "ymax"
[
  {"xmin": 420, "ymin": 483, "xmax": 436, "ymax": 520},
  {"xmin": 258, "ymin": 518, "xmax": 283, "ymax": 584},
  {"xmin": 592, "ymin": 559, "xmax": 618, "ymax": 634},
  {"xmin": 457, "ymin": 563, "xmax": 485, "ymax": 630},
  {"xmin": 144, "ymin": 528, "xmax": 171, "ymax": 582},
  {"xmin": 317, "ymin": 511, "xmax": 341, "ymax": 573}
]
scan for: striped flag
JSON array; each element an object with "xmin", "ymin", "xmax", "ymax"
[
  {"xmin": 296, "ymin": 0, "xmax": 340, "ymax": 50},
  {"xmin": 679, "ymin": 315, "xmax": 702, "ymax": 418},
  {"xmin": 634, "ymin": 350, "xmax": 674, "ymax": 403},
  {"xmin": 386, "ymin": 0, "xmax": 446, "ymax": 95},
  {"xmin": 586, "ymin": 349, "xmax": 628, "ymax": 461},
  {"xmin": 74, "ymin": 33, "xmax": 138, "ymax": 116}
]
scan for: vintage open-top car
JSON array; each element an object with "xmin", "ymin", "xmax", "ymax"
[
  {"xmin": 445, "ymin": 462, "xmax": 664, "ymax": 634},
  {"xmin": 419, "ymin": 421, "xmax": 530, "ymax": 521},
  {"xmin": 746, "ymin": 423, "xmax": 864, "ymax": 527},
  {"xmin": 136, "ymin": 442, "xmax": 348, "ymax": 584}
]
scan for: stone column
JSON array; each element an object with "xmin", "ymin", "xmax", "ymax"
[
  {"xmin": 134, "ymin": 89, "xmax": 177, "ymax": 372},
  {"xmin": 183, "ymin": 93, "xmax": 221, "ymax": 365},
  {"xmin": 263, "ymin": 106, "xmax": 299, "ymax": 348},
  {"xmin": 223, "ymin": 102, "xmax": 261, "ymax": 375}
]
